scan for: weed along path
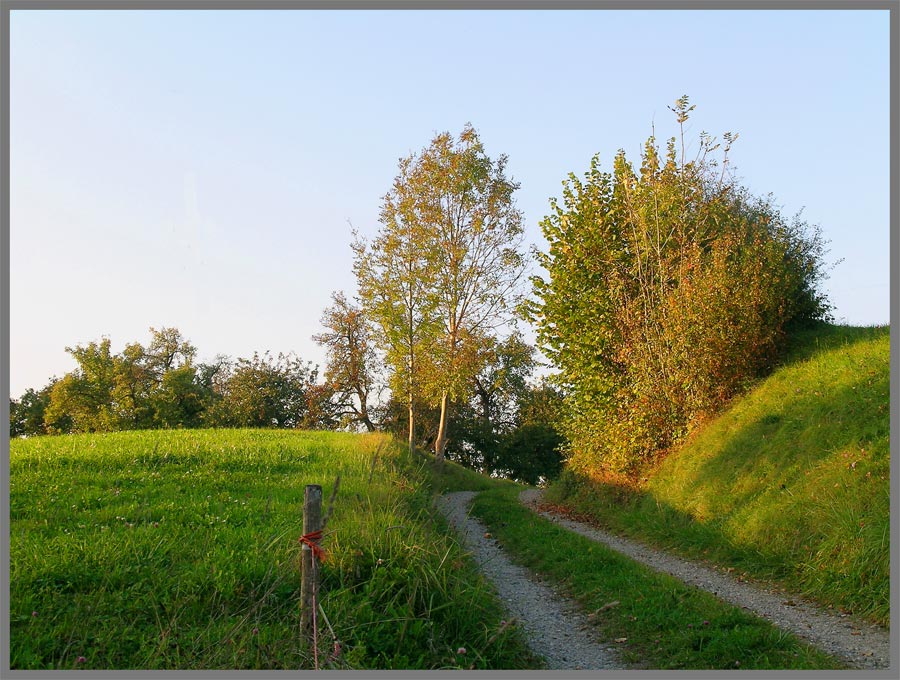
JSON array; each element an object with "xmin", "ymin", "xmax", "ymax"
[
  {"xmin": 519, "ymin": 489, "xmax": 890, "ymax": 670},
  {"xmin": 435, "ymin": 491, "xmax": 621, "ymax": 670}
]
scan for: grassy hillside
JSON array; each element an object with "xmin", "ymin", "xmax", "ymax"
[
  {"xmin": 9, "ymin": 429, "xmax": 536, "ymax": 670},
  {"xmin": 544, "ymin": 324, "xmax": 890, "ymax": 626}
]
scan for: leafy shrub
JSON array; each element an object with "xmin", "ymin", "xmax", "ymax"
[{"xmin": 530, "ymin": 97, "xmax": 831, "ymax": 475}]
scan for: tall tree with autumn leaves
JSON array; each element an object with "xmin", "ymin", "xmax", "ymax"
[{"xmin": 354, "ymin": 124, "xmax": 526, "ymax": 461}]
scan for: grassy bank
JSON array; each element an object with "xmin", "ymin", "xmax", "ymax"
[
  {"xmin": 10, "ymin": 429, "xmax": 538, "ymax": 670},
  {"xmin": 545, "ymin": 324, "xmax": 890, "ymax": 626}
]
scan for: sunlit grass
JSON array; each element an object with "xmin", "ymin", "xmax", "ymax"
[{"xmin": 10, "ymin": 429, "xmax": 539, "ymax": 670}]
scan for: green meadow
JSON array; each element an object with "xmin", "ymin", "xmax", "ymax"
[{"xmin": 9, "ymin": 429, "xmax": 536, "ymax": 670}]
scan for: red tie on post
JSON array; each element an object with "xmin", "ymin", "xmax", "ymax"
[{"xmin": 298, "ymin": 529, "xmax": 327, "ymax": 562}]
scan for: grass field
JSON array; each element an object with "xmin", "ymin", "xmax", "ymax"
[
  {"xmin": 544, "ymin": 323, "xmax": 890, "ymax": 626},
  {"xmin": 9, "ymin": 428, "xmax": 537, "ymax": 670}
]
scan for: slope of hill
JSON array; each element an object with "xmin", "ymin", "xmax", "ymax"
[
  {"xmin": 544, "ymin": 324, "xmax": 890, "ymax": 626},
  {"xmin": 9, "ymin": 428, "xmax": 535, "ymax": 670}
]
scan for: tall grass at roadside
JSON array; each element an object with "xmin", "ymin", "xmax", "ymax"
[
  {"xmin": 471, "ymin": 487, "xmax": 841, "ymax": 670},
  {"xmin": 10, "ymin": 429, "xmax": 539, "ymax": 670},
  {"xmin": 545, "ymin": 324, "xmax": 890, "ymax": 626}
]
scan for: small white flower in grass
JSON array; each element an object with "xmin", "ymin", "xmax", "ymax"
[{"xmin": 457, "ymin": 647, "xmax": 466, "ymax": 655}]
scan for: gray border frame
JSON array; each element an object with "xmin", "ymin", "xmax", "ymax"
[
  {"xmin": 1, "ymin": 1, "xmax": 895, "ymax": 679},
  {"xmin": 0, "ymin": 0, "xmax": 898, "ymax": 7}
]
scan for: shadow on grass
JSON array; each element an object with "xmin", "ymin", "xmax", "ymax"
[{"xmin": 782, "ymin": 322, "xmax": 888, "ymax": 365}]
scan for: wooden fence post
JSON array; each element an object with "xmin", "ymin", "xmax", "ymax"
[{"xmin": 300, "ymin": 484, "xmax": 323, "ymax": 655}]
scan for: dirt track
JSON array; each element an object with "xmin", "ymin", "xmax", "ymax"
[{"xmin": 519, "ymin": 488, "xmax": 890, "ymax": 670}]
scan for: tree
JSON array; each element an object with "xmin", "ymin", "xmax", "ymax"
[
  {"xmin": 38, "ymin": 328, "xmax": 225, "ymax": 432},
  {"xmin": 471, "ymin": 332, "xmax": 535, "ymax": 433},
  {"xmin": 196, "ymin": 354, "xmax": 233, "ymax": 425},
  {"xmin": 44, "ymin": 339, "xmax": 117, "ymax": 433},
  {"xmin": 378, "ymin": 337, "xmax": 546, "ymax": 478},
  {"xmin": 17, "ymin": 326, "xmax": 341, "ymax": 433},
  {"xmin": 515, "ymin": 378, "xmax": 565, "ymax": 429},
  {"xmin": 151, "ymin": 364, "xmax": 206, "ymax": 428},
  {"xmin": 497, "ymin": 423, "xmax": 563, "ymax": 485},
  {"xmin": 143, "ymin": 327, "xmax": 196, "ymax": 381},
  {"xmin": 530, "ymin": 97, "xmax": 831, "ymax": 475},
  {"xmin": 439, "ymin": 333, "xmax": 535, "ymax": 475},
  {"xmin": 299, "ymin": 382, "xmax": 341, "ymax": 431},
  {"xmin": 9, "ymin": 398, "xmax": 19, "ymax": 437},
  {"xmin": 111, "ymin": 341, "xmax": 155, "ymax": 429},
  {"xmin": 357, "ymin": 124, "xmax": 526, "ymax": 462},
  {"xmin": 9, "ymin": 381, "xmax": 56, "ymax": 437},
  {"xmin": 493, "ymin": 379, "xmax": 566, "ymax": 484},
  {"xmin": 206, "ymin": 351, "xmax": 320, "ymax": 428},
  {"xmin": 419, "ymin": 125, "xmax": 526, "ymax": 461},
  {"xmin": 353, "ymin": 169, "xmax": 442, "ymax": 455},
  {"xmin": 45, "ymin": 328, "xmax": 201, "ymax": 431},
  {"xmin": 313, "ymin": 291, "xmax": 380, "ymax": 431}
]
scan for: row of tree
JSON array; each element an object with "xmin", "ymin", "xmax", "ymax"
[
  {"xmin": 9, "ymin": 328, "xmax": 337, "ymax": 436},
  {"xmin": 11, "ymin": 317, "xmax": 563, "ymax": 482}
]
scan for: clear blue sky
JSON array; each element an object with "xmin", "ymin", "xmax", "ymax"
[{"xmin": 9, "ymin": 9, "xmax": 891, "ymax": 397}]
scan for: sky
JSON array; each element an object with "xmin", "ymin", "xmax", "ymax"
[{"xmin": 8, "ymin": 9, "xmax": 892, "ymax": 398}]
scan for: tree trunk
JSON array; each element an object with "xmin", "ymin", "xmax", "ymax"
[
  {"xmin": 408, "ymin": 394, "xmax": 415, "ymax": 455},
  {"xmin": 357, "ymin": 391, "xmax": 376, "ymax": 432},
  {"xmin": 474, "ymin": 377, "xmax": 492, "ymax": 425},
  {"xmin": 434, "ymin": 391, "xmax": 449, "ymax": 462}
]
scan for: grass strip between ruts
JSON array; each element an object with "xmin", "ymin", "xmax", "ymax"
[{"xmin": 469, "ymin": 486, "xmax": 843, "ymax": 671}]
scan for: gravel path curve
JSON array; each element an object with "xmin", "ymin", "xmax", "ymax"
[
  {"xmin": 435, "ymin": 491, "xmax": 621, "ymax": 670},
  {"xmin": 520, "ymin": 488, "xmax": 890, "ymax": 670}
]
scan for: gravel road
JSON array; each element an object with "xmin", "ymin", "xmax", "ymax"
[
  {"xmin": 520, "ymin": 488, "xmax": 890, "ymax": 670},
  {"xmin": 434, "ymin": 491, "xmax": 621, "ymax": 670}
]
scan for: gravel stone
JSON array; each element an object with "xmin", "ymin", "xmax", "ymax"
[
  {"xmin": 435, "ymin": 491, "xmax": 621, "ymax": 670},
  {"xmin": 520, "ymin": 488, "xmax": 890, "ymax": 670}
]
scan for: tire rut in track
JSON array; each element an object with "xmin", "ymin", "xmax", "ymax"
[{"xmin": 435, "ymin": 491, "xmax": 621, "ymax": 671}]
